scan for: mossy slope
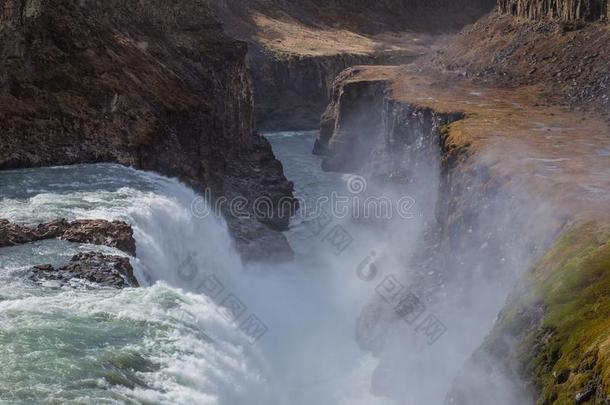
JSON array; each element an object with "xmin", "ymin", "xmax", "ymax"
[{"xmin": 488, "ymin": 222, "xmax": 610, "ymax": 404}]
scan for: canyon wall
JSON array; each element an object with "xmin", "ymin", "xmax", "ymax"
[
  {"xmin": 316, "ymin": 67, "xmax": 610, "ymax": 403},
  {"xmin": 316, "ymin": 68, "xmax": 554, "ymax": 296},
  {"xmin": 498, "ymin": 0, "xmax": 609, "ymax": 21},
  {"xmin": 316, "ymin": 69, "xmax": 516, "ymax": 401},
  {"xmin": 0, "ymin": 0, "xmax": 296, "ymax": 261},
  {"xmin": 205, "ymin": 0, "xmax": 495, "ymax": 130},
  {"xmin": 251, "ymin": 51, "xmax": 388, "ymax": 131},
  {"xmin": 449, "ymin": 221, "xmax": 610, "ymax": 405},
  {"xmin": 250, "ymin": 50, "xmax": 425, "ymax": 131}
]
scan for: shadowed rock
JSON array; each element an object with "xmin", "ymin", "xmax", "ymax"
[
  {"xmin": 31, "ymin": 252, "xmax": 139, "ymax": 289},
  {"xmin": 230, "ymin": 216, "xmax": 295, "ymax": 263}
]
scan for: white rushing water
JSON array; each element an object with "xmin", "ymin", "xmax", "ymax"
[
  {"xmin": 0, "ymin": 131, "xmax": 540, "ymax": 404},
  {"xmin": 0, "ymin": 133, "xmax": 398, "ymax": 404},
  {"xmin": 0, "ymin": 164, "xmax": 270, "ymax": 404}
]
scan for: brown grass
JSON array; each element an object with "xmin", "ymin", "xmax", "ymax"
[{"xmin": 248, "ymin": 11, "xmax": 435, "ymax": 57}]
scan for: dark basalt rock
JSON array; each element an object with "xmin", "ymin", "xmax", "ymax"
[
  {"xmin": 229, "ymin": 216, "xmax": 295, "ymax": 263},
  {"xmin": 31, "ymin": 252, "xmax": 139, "ymax": 289},
  {"xmin": 205, "ymin": 0, "xmax": 495, "ymax": 132},
  {"xmin": 0, "ymin": 0, "xmax": 296, "ymax": 261},
  {"xmin": 61, "ymin": 220, "xmax": 136, "ymax": 256},
  {"xmin": 0, "ymin": 218, "xmax": 136, "ymax": 255},
  {"xmin": 498, "ymin": 0, "xmax": 609, "ymax": 21}
]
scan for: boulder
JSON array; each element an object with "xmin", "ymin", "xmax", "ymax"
[
  {"xmin": 31, "ymin": 252, "xmax": 139, "ymax": 289},
  {"xmin": 0, "ymin": 218, "xmax": 136, "ymax": 255}
]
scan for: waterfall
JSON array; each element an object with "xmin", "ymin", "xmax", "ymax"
[
  {"xmin": 125, "ymin": 175, "xmax": 243, "ymax": 290},
  {"xmin": 0, "ymin": 164, "xmax": 269, "ymax": 404},
  {"xmin": 0, "ymin": 131, "xmax": 553, "ymax": 404}
]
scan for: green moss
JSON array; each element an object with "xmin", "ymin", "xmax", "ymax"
[{"xmin": 491, "ymin": 222, "xmax": 610, "ymax": 404}]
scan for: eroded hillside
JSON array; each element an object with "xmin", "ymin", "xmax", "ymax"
[{"xmin": 428, "ymin": 12, "xmax": 610, "ymax": 120}]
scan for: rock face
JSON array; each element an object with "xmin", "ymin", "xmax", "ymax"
[
  {"xmin": 0, "ymin": 218, "xmax": 136, "ymax": 255},
  {"xmin": 251, "ymin": 51, "xmax": 414, "ymax": 131},
  {"xmin": 315, "ymin": 69, "xmax": 524, "ymax": 307},
  {"xmin": 205, "ymin": 0, "xmax": 495, "ymax": 131},
  {"xmin": 0, "ymin": 0, "xmax": 296, "ymax": 260},
  {"xmin": 316, "ymin": 67, "xmax": 464, "ymax": 175},
  {"xmin": 498, "ymin": 0, "xmax": 609, "ymax": 21},
  {"xmin": 317, "ymin": 69, "xmax": 524, "ymax": 401},
  {"xmin": 31, "ymin": 252, "xmax": 139, "ymax": 289},
  {"xmin": 315, "ymin": 69, "xmax": 386, "ymax": 162},
  {"xmin": 316, "ymin": 66, "xmax": 610, "ymax": 402},
  {"xmin": 229, "ymin": 216, "xmax": 295, "ymax": 263}
]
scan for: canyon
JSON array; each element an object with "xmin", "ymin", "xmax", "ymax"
[
  {"xmin": 204, "ymin": 0, "xmax": 496, "ymax": 130},
  {"xmin": 308, "ymin": 2, "xmax": 609, "ymax": 402},
  {"xmin": 317, "ymin": 62, "xmax": 610, "ymax": 403},
  {"xmin": 0, "ymin": 0, "xmax": 609, "ymax": 403}
]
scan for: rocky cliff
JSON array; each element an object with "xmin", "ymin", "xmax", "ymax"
[
  {"xmin": 498, "ymin": 0, "xmax": 609, "ymax": 21},
  {"xmin": 317, "ymin": 65, "xmax": 562, "ymax": 295},
  {"xmin": 205, "ymin": 0, "xmax": 495, "ymax": 130},
  {"xmin": 0, "ymin": 0, "xmax": 296, "ymax": 261},
  {"xmin": 250, "ymin": 50, "xmax": 414, "ymax": 131},
  {"xmin": 316, "ymin": 65, "xmax": 610, "ymax": 403}
]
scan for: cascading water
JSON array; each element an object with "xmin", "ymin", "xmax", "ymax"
[
  {"xmin": 0, "ymin": 131, "xmax": 540, "ymax": 404},
  {"xmin": 0, "ymin": 135, "xmax": 393, "ymax": 404},
  {"xmin": 0, "ymin": 164, "xmax": 269, "ymax": 404}
]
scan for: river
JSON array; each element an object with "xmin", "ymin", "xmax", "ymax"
[{"xmin": 0, "ymin": 131, "xmax": 518, "ymax": 404}]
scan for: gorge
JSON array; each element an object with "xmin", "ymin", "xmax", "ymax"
[{"xmin": 1, "ymin": 0, "xmax": 609, "ymax": 404}]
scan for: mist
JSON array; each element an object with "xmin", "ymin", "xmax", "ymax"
[{"xmin": 168, "ymin": 131, "xmax": 563, "ymax": 404}]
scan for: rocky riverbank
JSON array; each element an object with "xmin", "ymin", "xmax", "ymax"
[{"xmin": 1, "ymin": 218, "xmax": 139, "ymax": 289}]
